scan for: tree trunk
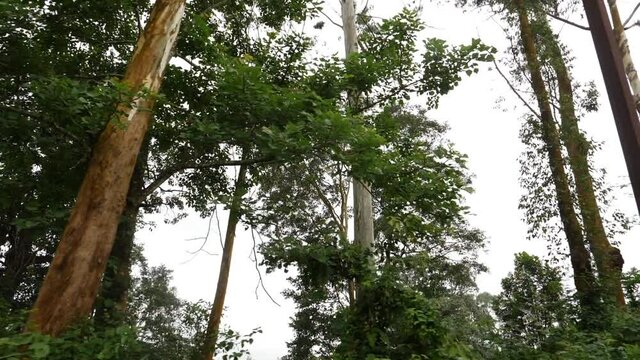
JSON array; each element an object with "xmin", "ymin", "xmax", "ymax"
[
  {"xmin": 514, "ymin": 0, "xmax": 599, "ymax": 310},
  {"xmin": 341, "ymin": 0, "xmax": 375, "ymax": 298},
  {"xmin": 0, "ymin": 228, "xmax": 32, "ymax": 307},
  {"xmin": 26, "ymin": 0, "xmax": 186, "ymax": 336},
  {"xmin": 94, "ymin": 141, "xmax": 148, "ymax": 325},
  {"xmin": 201, "ymin": 163, "xmax": 248, "ymax": 360},
  {"xmin": 536, "ymin": 14, "xmax": 626, "ymax": 307},
  {"xmin": 608, "ymin": 0, "xmax": 640, "ymax": 112}
]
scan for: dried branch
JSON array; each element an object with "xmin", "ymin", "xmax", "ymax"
[{"xmin": 493, "ymin": 59, "xmax": 542, "ymax": 120}]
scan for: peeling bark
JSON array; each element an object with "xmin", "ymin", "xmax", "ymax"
[
  {"xmin": 608, "ymin": 0, "xmax": 640, "ymax": 112},
  {"xmin": 26, "ymin": 0, "xmax": 186, "ymax": 335}
]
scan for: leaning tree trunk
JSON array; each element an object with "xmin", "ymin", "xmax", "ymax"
[
  {"xmin": 26, "ymin": 0, "xmax": 186, "ymax": 336},
  {"xmin": 94, "ymin": 141, "xmax": 148, "ymax": 326},
  {"xmin": 201, "ymin": 163, "xmax": 248, "ymax": 360},
  {"xmin": 514, "ymin": 0, "xmax": 599, "ymax": 310},
  {"xmin": 536, "ymin": 14, "xmax": 626, "ymax": 307},
  {"xmin": 608, "ymin": 0, "xmax": 640, "ymax": 112},
  {"xmin": 341, "ymin": 0, "xmax": 375, "ymax": 299}
]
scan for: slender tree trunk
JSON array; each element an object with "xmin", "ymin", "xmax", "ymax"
[
  {"xmin": 0, "ymin": 228, "xmax": 32, "ymax": 307},
  {"xmin": 514, "ymin": 0, "xmax": 599, "ymax": 310},
  {"xmin": 202, "ymin": 163, "xmax": 248, "ymax": 360},
  {"xmin": 608, "ymin": 0, "xmax": 640, "ymax": 112},
  {"xmin": 26, "ymin": 0, "xmax": 186, "ymax": 336},
  {"xmin": 341, "ymin": 0, "xmax": 375, "ymax": 298},
  {"xmin": 536, "ymin": 14, "xmax": 626, "ymax": 307},
  {"xmin": 94, "ymin": 142, "xmax": 148, "ymax": 325}
]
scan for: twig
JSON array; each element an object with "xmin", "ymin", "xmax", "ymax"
[
  {"xmin": 181, "ymin": 213, "xmax": 218, "ymax": 263},
  {"xmin": 250, "ymin": 227, "xmax": 281, "ymax": 306}
]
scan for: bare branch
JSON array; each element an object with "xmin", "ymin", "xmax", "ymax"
[
  {"xmin": 250, "ymin": 227, "xmax": 281, "ymax": 306},
  {"xmin": 546, "ymin": 12, "xmax": 590, "ymax": 31},
  {"xmin": 623, "ymin": 2, "xmax": 640, "ymax": 27},
  {"xmin": 493, "ymin": 59, "xmax": 542, "ymax": 120}
]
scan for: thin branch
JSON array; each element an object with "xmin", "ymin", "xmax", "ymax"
[
  {"xmin": 493, "ymin": 59, "xmax": 542, "ymax": 120},
  {"xmin": 320, "ymin": 8, "xmax": 343, "ymax": 29},
  {"xmin": 624, "ymin": 2, "xmax": 640, "ymax": 27},
  {"xmin": 181, "ymin": 213, "xmax": 219, "ymax": 264},
  {"xmin": 214, "ymin": 206, "xmax": 224, "ymax": 248},
  {"xmin": 307, "ymin": 165, "xmax": 348, "ymax": 237},
  {"xmin": 545, "ymin": 12, "xmax": 590, "ymax": 31},
  {"xmin": 250, "ymin": 227, "xmax": 281, "ymax": 306},
  {"xmin": 139, "ymin": 156, "xmax": 275, "ymax": 202}
]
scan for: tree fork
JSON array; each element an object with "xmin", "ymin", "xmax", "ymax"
[{"xmin": 26, "ymin": 0, "xmax": 186, "ymax": 335}]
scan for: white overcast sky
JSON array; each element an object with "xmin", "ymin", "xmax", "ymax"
[{"xmin": 139, "ymin": 1, "xmax": 640, "ymax": 358}]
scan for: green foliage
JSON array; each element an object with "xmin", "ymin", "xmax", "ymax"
[{"xmin": 334, "ymin": 270, "xmax": 473, "ymax": 360}]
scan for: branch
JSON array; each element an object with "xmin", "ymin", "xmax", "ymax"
[
  {"xmin": 624, "ymin": 2, "xmax": 640, "ymax": 27},
  {"xmin": 320, "ymin": 8, "xmax": 343, "ymax": 29},
  {"xmin": 1, "ymin": 105, "xmax": 89, "ymax": 148},
  {"xmin": 307, "ymin": 166, "xmax": 348, "ymax": 238},
  {"xmin": 493, "ymin": 60, "xmax": 542, "ymax": 120},
  {"xmin": 354, "ymin": 80, "xmax": 420, "ymax": 114},
  {"xmin": 546, "ymin": 12, "xmax": 590, "ymax": 31},
  {"xmin": 139, "ymin": 156, "xmax": 275, "ymax": 202},
  {"xmin": 250, "ymin": 227, "xmax": 281, "ymax": 306}
]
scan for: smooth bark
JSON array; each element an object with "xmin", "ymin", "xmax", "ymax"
[
  {"xmin": 514, "ymin": 0, "xmax": 599, "ymax": 309},
  {"xmin": 26, "ymin": 0, "xmax": 186, "ymax": 335},
  {"xmin": 341, "ymin": 0, "xmax": 375, "ymax": 298},
  {"xmin": 536, "ymin": 14, "xmax": 626, "ymax": 307},
  {"xmin": 202, "ymin": 163, "xmax": 248, "ymax": 360}
]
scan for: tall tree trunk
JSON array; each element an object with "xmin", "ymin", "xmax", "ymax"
[
  {"xmin": 26, "ymin": 0, "xmax": 186, "ymax": 336},
  {"xmin": 608, "ymin": 0, "xmax": 640, "ymax": 112},
  {"xmin": 341, "ymin": 0, "xmax": 375, "ymax": 298},
  {"xmin": 201, "ymin": 163, "xmax": 248, "ymax": 360},
  {"xmin": 514, "ymin": 0, "xmax": 599, "ymax": 310},
  {"xmin": 94, "ymin": 141, "xmax": 148, "ymax": 325},
  {"xmin": 536, "ymin": 14, "xmax": 626, "ymax": 307}
]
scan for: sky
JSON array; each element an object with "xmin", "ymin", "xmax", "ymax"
[{"xmin": 139, "ymin": 1, "xmax": 640, "ymax": 358}]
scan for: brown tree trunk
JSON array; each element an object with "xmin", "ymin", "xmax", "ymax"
[
  {"xmin": 535, "ymin": 14, "xmax": 626, "ymax": 307},
  {"xmin": 26, "ymin": 0, "xmax": 186, "ymax": 336},
  {"xmin": 514, "ymin": 0, "xmax": 599, "ymax": 309},
  {"xmin": 94, "ymin": 142, "xmax": 148, "ymax": 325},
  {"xmin": 201, "ymin": 163, "xmax": 248, "ymax": 360}
]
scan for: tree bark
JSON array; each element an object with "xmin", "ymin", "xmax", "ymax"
[
  {"xmin": 514, "ymin": 0, "xmax": 599, "ymax": 310},
  {"xmin": 536, "ymin": 14, "xmax": 626, "ymax": 307},
  {"xmin": 607, "ymin": 0, "xmax": 640, "ymax": 112},
  {"xmin": 94, "ymin": 141, "xmax": 148, "ymax": 325},
  {"xmin": 201, "ymin": 163, "xmax": 248, "ymax": 360},
  {"xmin": 341, "ymin": 0, "xmax": 375, "ymax": 298},
  {"xmin": 26, "ymin": 0, "xmax": 186, "ymax": 336}
]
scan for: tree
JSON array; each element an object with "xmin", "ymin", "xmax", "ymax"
[
  {"xmin": 26, "ymin": 0, "xmax": 187, "ymax": 335},
  {"xmin": 493, "ymin": 253, "xmax": 569, "ymax": 355},
  {"xmin": 511, "ymin": 0, "xmax": 599, "ymax": 310}
]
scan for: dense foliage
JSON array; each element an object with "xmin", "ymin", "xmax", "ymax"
[{"xmin": 1, "ymin": 0, "xmax": 639, "ymax": 359}]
